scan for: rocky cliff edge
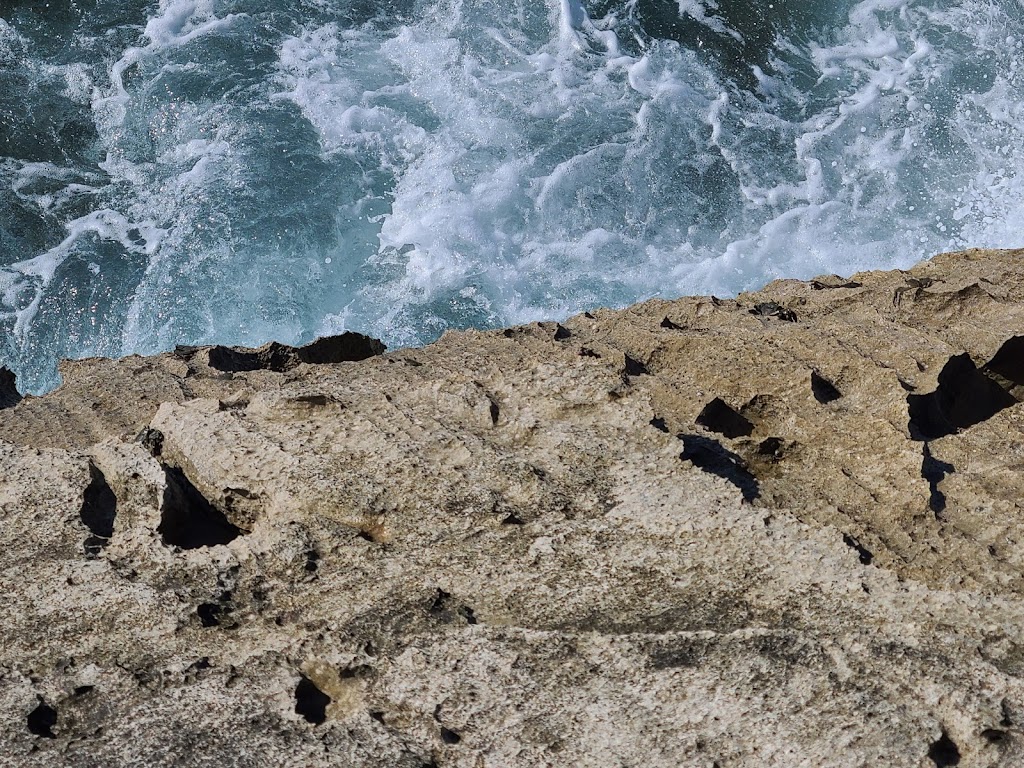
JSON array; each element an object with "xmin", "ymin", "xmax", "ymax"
[{"xmin": 2, "ymin": 248, "xmax": 1024, "ymax": 767}]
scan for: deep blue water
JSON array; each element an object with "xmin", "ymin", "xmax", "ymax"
[{"xmin": 2, "ymin": 0, "xmax": 1023, "ymax": 392}]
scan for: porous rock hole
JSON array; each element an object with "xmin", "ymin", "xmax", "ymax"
[
  {"xmin": 26, "ymin": 702, "xmax": 57, "ymax": 738},
  {"xmin": 80, "ymin": 463, "xmax": 117, "ymax": 553},
  {"xmin": 928, "ymin": 730, "xmax": 961, "ymax": 767},
  {"xmin": 295, "ymin": 676, "xmax": 331, "ymax": 725},
  {"xmin": 158, "ymin": 466, "xmax": 243, "ymax": 550}
]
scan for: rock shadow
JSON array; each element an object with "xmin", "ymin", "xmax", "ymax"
[
  {"xmin": 921, "ymin": 444, "xmax": 955, "ymax": 516},
  {"xmin": 80, "ymin": 463, "xmax": 117, "ymax": 556},
  {"xmin": 908, "ymin": 336, "xmax": 1024, "ymax": 440},
  {"xmin": 158, "ymin": 466, "xmax": 243, "ymax": 549},
  {"xmin": 679, "ymin": 434, "xmax": 760, "ymax": 503},
  {"xmin": 696, "ymin": 398, "xmax": 754, "ymax": 438},
  {"xmin": 207, "ymin": 332, "xmax": 385, "ymax": 374}
]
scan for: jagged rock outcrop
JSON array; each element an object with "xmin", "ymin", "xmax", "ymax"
[{"xmin": 2, "ymin": 249, "xmax": 1024, "ymax": 766}]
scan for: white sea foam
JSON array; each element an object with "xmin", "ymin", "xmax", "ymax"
[{"xmin": 1, "ymin": 0, "xmax": 1023, "ymax": 391}]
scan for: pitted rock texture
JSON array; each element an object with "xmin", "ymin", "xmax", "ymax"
[{"xmin": 2, "ymin": 249, "xmax": 1024, "ymax": 766}]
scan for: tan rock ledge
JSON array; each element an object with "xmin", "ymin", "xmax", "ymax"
[{"xmin": 1, "ymin": 248, "xmax": 1024, "ymax": 767}]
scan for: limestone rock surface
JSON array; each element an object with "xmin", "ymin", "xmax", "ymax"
[{"xmin": 2, "ymin": 249, "xmax": 1024, "ymax": 766}]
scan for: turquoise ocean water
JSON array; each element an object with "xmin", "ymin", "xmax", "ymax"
[{"xmin": 2, "ymin": 0, "xmax": 1023, "ymax": 391}]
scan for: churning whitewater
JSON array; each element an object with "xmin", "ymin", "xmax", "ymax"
[{"xmin": 1, "ymin": 0, "xmax": 1023, "ymax": 391}]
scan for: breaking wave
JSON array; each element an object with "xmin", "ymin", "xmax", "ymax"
[{"xmin": 1, "ymin": 0, "xmax": 1023, "ymax": 391}]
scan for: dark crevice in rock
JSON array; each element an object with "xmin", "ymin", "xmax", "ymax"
[
  {"xmin": 909, "ymin": 337, "xmax": 1024, "ymax": 440},
  {"xmin": 696, "ymin": 398, "xmax": 754, "ymax": 438},
  {"xmin": 811, "ymin": 371, "xmax": 842, "ymax": 404},
  {"xmin": 661, "ymin": 317, "xmax": 685, "ymax": 330},
  {"xmin": 982, "ymin": 728, "xmax": 1007, "ymax": 744},
  {"xmin": 908, "ymin": 354, "xmax": 1015, "ymax": 438},
  {"xmin": 624, "ymin": 354, "xmax": 649, "ymax": 376},
  {"xmin": 80, "ymin": 463, "xmax": 117, "ymax": 556},
  {"xmin": 921, "ymin": 444, "xmax": 955, "ymax": 516},
  {"xmin": 297, "ymin": 333, "xmax": 385, "ymax": 365},
  {"xmin": 197, "ymin": 602, "xmax": 222, "ymax": 627},
  {"xmin": 756, "ymin": 437, "xmax": 785, "ymax": 459},
  {"xmin": 304, "ymin": 550, "xmax": 319, "ymax": 573},
  {"xmin": 679, "ymin": 435, "xmax": 759, "ymax": 503},
  {"xmin": 294, "ymin": 676, "xmax": 330, "ymax": 725},
  {"xmin": 0, "ymin": 367, "xmax": 21, "ymax": 409},
  {"xmin": 927, "ymin": 730, "xmax": 961, "ymax": 767},
  {"xmin": 158, "ymin": 466, "xmax": 243, "ymax": 550},
  {"xmin": 82, "ymin": 535, "xmax": 108, "ymax": 559},
  {"xmin": 27, "ymin": 701, "xmax": 57, "ymax": 738},
  {"xmin": 429, "ymin": 589, "xmax": 453, "ymax": 614},
  {"xmin": 339, "ymin": 665, "xmax": 373, "ymax": 680},
  {"xmin": 208, "ymin": 332, "xmax": 385, "ymax": 373},
  {"xmin": 440, "ymin": 727, "xmax": 462, "ymax": 744},
  {"xmin": 650, "ymin": 416, "xmax": 669, "ymax": 433},
  {"xmin": 198, "ymin": 584, "xmax": 236, "ymax": 628},
  {"xmin": 208, "ymin": 343, "xmax": 292, "ymax": 373},
  {"xmin": 487, "ymin": 397, "xmax": 500, "ymax": 425},
  {"xmin": 842, "ymin": 534, "xmax": 873, "ymax": 565},
  {"xmin": 501, "ymin": 513, "xmax": 525, "ymax": 525},
  {"xmin": 553, "ymin": 324, "xmax": 572, "ymax": 341}
]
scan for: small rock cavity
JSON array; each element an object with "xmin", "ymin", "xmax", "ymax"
[
  {"xmin": 158, "ymin": 466, "xmax": 243, "ymax": 550},
  {"xmin": 811, "ymin": 371, "xmax": 842, "ymax": 404},
  {"xmin": 927, "ymin": 730, "xmax": 961, "ymax": 767},
  {"xmin": 80, "ymin": 463, "xmax": 117, "ymax": 556},
  {"xmin": 696, "ymin": 398, "xmax": 754, "ymax": 438},
  {"xmin": 440, "ymin": 727, "xmax": 462, "ymax": 745},
  {"xmin": 27, "ymin": 701, "xmax": 57, "ymax": 738},
  {"xmin": 294, "ymin": 676, "xmax": 331, "ymax": 725}
]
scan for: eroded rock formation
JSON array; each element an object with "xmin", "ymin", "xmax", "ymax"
[{"xmin": 2, "ymin": 249, "xmax": 1024, "ymax": 766}]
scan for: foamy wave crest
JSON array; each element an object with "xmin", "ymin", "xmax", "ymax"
[{"xmin": 0, "ymin": 0, "xmax": 1022, "ymax": 391}]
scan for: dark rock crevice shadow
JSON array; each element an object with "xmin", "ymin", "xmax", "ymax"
[{"xmin": 908, "ymin": 336, "xmax": 1024, "ymax": 440}]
